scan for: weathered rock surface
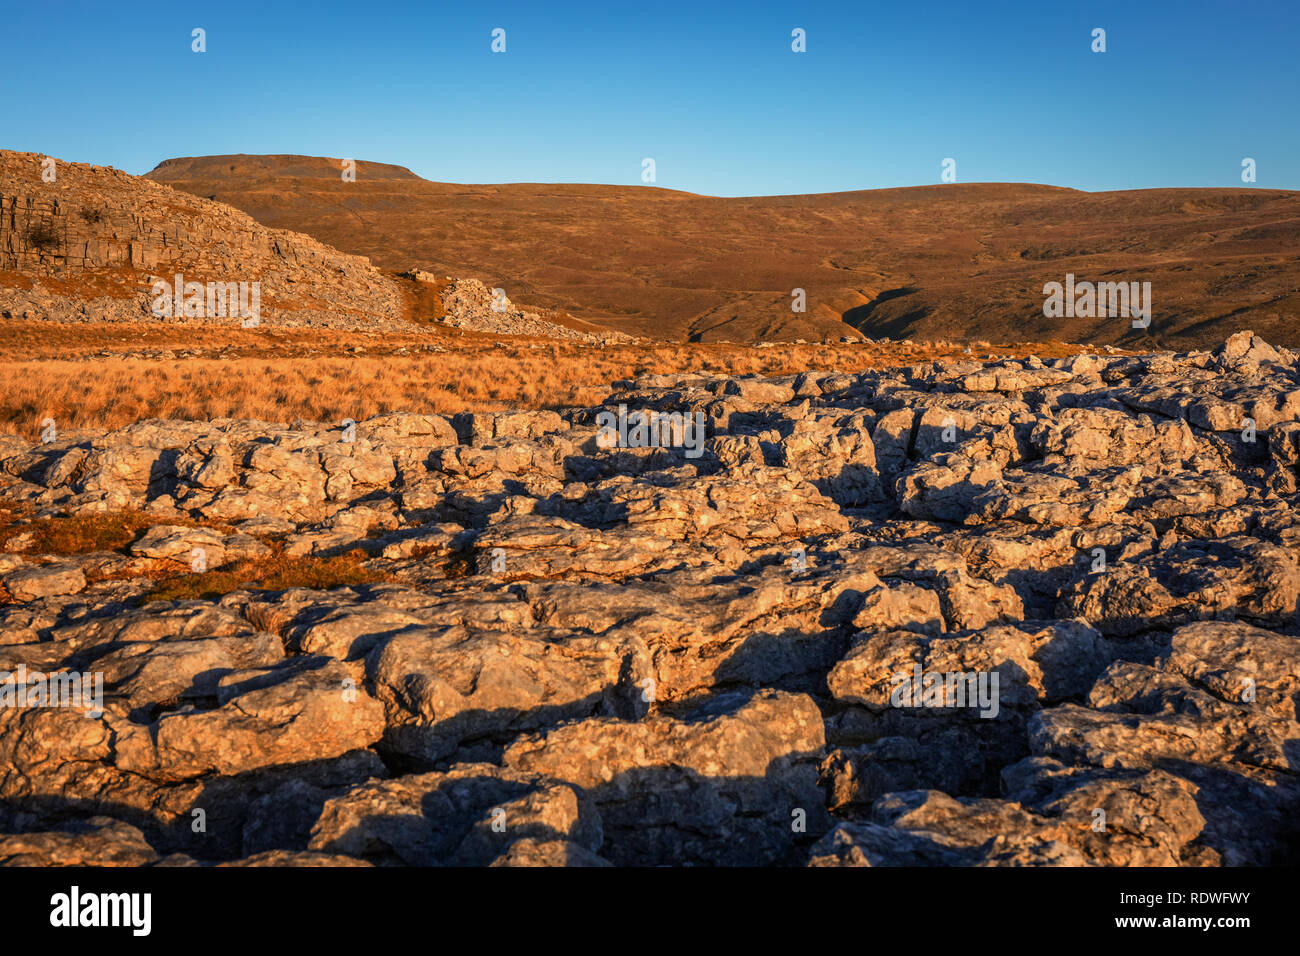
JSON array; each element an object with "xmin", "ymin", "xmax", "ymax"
[
  {"xmin": 1, "ymin": 333, "xmax": 1298, "ymax": 866},
  {"xmin": 0, "ymin": 150, "xmax": 408, "ymax": 329},
  {"xmin": 429, "ymin": 276, "xmax": 634, "ymax": 345}
]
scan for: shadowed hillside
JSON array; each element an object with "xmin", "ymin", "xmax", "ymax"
[{"xmin": 148, "ymin": 154, "xmax": 1300, "ymax": 348}]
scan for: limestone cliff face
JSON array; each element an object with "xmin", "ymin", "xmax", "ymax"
[{"xmin": 0, "ymin": 150, "xmax": 407, "ymax": 328}]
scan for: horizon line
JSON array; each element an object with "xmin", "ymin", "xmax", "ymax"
[{"xmin": 6, "ymin": 147, "xmax": 1297, "ymax": 200}]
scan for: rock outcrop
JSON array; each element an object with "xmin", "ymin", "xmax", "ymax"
[
  {"xmin": 1, "ymin": 332, "xmax": 1298, "ymax": 866},
  {"xmin": 420, "ymin": 274, "xmax": 633, "ymax": 345},
  {"xmin": 1, "ymin": 151, "xmax": 411, "ymax": 329}
]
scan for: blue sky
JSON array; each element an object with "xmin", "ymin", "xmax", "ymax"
[{"xmin": 5, "ymin": 0, "xmax": 1297, "ymax": 196}]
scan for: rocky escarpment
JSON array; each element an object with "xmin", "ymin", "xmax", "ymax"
[
  {"xmin": 0, "ymin": 150, "xmax": 408, "ymax": 329},
  {"xmin": 0, "ymin": 330, "xmax": 1298, "ymax": 866}
]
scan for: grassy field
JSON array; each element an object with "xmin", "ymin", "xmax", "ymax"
[{"xmin": 0, "ymin": 321, "xmax": 1097, "ymax": 439}]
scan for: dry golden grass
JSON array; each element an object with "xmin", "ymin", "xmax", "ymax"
[
  {"xmin": 0, "ymin": 321, "xmax": 1098, "ymax": 439},
  {"xmin": 143, "ymin": 548, "xmax": 380, "ymax": 602},
  {"xmin": 0, "ymin": 319, "xmax": 451, "ymax": 360},
  {"xmin": 0, "ymin": 510, "xmax": 230, "ymax": 556},
  {"xmin": 394, "ymin": 272, "xmax": 450, "ymax": 325},
  {"xmin": 0, "ymin": 504, "xmax": 378, "ymax": 603},
  {"xmin": 3, "ymin": 510, "xmax": 162, "ymax": 555},
  {"xmin": 0, "ymin": 500, "xmax": 34, "ymax": 547}
]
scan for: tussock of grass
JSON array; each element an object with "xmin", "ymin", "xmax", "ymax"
[
  {"xmin": 142, "ymin": 548, "xmax": 380, "ymax": 603},
  {"xmin": 0, "ymin": 501, "xmax": 34, "ymax": 541},
  {"xmin": 1, "ymin": 510, "xmax": 205, "ymax": 555}
]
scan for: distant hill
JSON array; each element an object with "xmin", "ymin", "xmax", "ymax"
[
  {"xmin": 147, "ymin": 155, "xmax": 1300, "ymax": 348},
  {"xmin": 150, "ymin": 154, "xmax": 423, "ymax": 182}
]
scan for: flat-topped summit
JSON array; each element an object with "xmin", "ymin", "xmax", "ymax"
[{"xmin": 148, "ymin": 154, "xmax": 423, "ymax": 182}]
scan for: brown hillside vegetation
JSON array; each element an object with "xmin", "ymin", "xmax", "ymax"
[{"xmin": 148, "ymin": 154, "xmax": 1300, "ymax": 349}]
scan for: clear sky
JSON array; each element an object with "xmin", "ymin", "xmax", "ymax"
[{"xmin": 5, "ymin": 0, "xmax": 1297, "ymax": 196}]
